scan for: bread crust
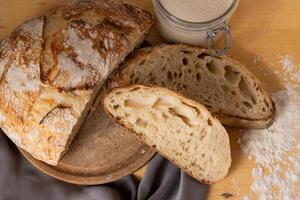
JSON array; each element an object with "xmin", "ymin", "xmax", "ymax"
[
  {"xmin": 0, "ymin": 0, "xmax": 154, "ymax": 165},
  {"xmin": 106, "ymin": 43, "xmax": 275, "ymax": 129}
]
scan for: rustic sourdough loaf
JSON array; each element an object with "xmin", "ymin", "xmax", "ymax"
[
  {"xmin": 103, "ymin": 85, "xmax": 231, "ymax": 184},
  {"xmin": 108, "ymin": 44, "xmax": 275, "ymax": 128},
  {"xmin": 0, "ymin": 0, "xmax": 154, "ymax": 165}
]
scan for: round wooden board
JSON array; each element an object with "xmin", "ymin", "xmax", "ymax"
[{"xmin": 20, "ymin": 101, "xmax": 155, "ymax": 185}]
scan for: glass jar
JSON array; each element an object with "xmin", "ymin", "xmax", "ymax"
[{"xmin": 152, "ymin": 0, "xmax": 239, "ymax": 55}]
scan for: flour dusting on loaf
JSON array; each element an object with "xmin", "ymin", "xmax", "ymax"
[
  {"xmin": 65, "ymin": 27, "xmax": 106, "ymax": 75},
  {"xmin": 0, "ymin": 0, "xmax": 154, "ymax": 165},
  {"xmin": 6, "ymin": 62, "xmax": 40, "ymax": 92}
]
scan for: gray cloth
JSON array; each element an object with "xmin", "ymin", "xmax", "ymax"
[{"xmin": 0, "ymin": 132, "xmax": 208, "ymax": 200}]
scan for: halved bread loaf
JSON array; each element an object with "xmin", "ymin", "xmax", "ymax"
[
  {"xmin": 108, "ymin": 44, "xmax": 275, "ymax": 128},
  {"xmin": 103, "ymin": 85, "xmax": 231, "ymax": 184},
  {"xmin": 0, "ymin": 0, "xmax": 154, "ymax": 165}
]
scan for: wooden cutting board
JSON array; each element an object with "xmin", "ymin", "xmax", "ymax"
[
  {"xmin": 20, "ymin": 98, "xmax": 155, "ymax": 185},
  {"xmin": 1, "ymin": 0, "xmax": 300, "ymax": 199}
]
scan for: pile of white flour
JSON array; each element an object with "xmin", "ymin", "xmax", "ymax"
[{"xmin": 239, "ymin": 55, "xmax": 300, "ymax": 200}]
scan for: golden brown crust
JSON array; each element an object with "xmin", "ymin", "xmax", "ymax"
[
  {"xmin": 41, "ymin": 0, "xmax": 154, "ymax": 91},
  {"xmin": 0, "ymin": 0, "xmax": 154, "ymax": 165}
]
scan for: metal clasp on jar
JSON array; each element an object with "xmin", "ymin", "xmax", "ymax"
[{"xmin": 206, "ymin": 22, "xmax": 233, "ymax": 56}]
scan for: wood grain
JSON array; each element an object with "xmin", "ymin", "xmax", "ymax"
[{"xmin": 1, "ymin": 0, "xmax": 300, "ymax": 198}]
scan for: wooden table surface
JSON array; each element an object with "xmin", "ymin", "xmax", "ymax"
[{"xmin": 1, "ymin": 0, "xmax": 300, "ymax": 199}]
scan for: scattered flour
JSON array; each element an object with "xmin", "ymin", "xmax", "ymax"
[
  {"xmin": 239, "ymin": 55, "xmax": 300, "ymax": 200},
  {"xmin": 280, "ymin": 55, "xmax": 294, "ymax": 72},
  {"xmin": 279, "ymin": 55, "xmax": 300, "ymax": 83},
  {"xmin": 243, "ymin": 195, "xmax": 251, "ymax": 200}
]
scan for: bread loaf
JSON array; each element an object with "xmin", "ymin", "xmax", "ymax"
[
  {"xmin": 0, "ymin": 0, "xmax": 154, "ymax": 165},
  {"xmin": 108, "ymin": 44, "xmax": 275, "ymax": 128},
  {"xmin": 103, "ymin": 85, "xmax": 231, "ymax": 184}
]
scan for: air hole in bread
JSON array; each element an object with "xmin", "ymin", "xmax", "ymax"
[
  {"xmin": 262, "ymin": 107, "xmax": 266, "ymax": 112},
  {"xmin": 183, "ymin": 84, "xmax": 187, "ymax": 89},
  {"xmin": 188, "ymin": 69, "xmax": 192, "ymax": 73},
  {"xmin": 167, "ymin": 71, "xmax": 173, "ymax": 82},
  {"xmin": 224, "ymin": 65, "xmax": 240, "ymax": 84},
  {"xmin": 135, "ymin": 118, "xmax": 148, "ymax": 128},
  {"xmin": 264, "ymin": 98, "xmax": 270, "ymax": 108},
  {"xmin": 130, "ymin": 73, "xmax": 135, "ymax": 80},
  {"xmin": 201, "ymin": 153, "xmax": 205, "ymax": 158},
  {"xmin": 129, "ymin": 86, "xmax": 141, "ymax": 92},
  {"xmin": 181, "ymin": 50, "xmax": 193, "ymax": 54},
  {"xmin": 134, "ymin": 77, "xmax": 139, "ymax": 83},
  {"xmin": 206, "ymin": 59, "xmax": 223, "ymax": 76},
  {"xmin": 47, "ymin": 136, "xmax": 54, "ymax": 143},
  {"xmin": 207, "ymin": 118, "xmax": 213, "ymax": 126},
  {"xmin": 197, "ymin": 52, "xmax": 209, "ymax": 59},
  {"xmin": 113, "ymin": 104, "xmax": 119, "ymax": 110},
  {"xmin": 168, "ymin": 107, "xmax": 195, "ymax": 127},
  {"xmin": 243, "ymin": 101, "xmax": 253, "ymax": 108},
  {"xmin": 204, "ymin": 104, "xmax": 212, "ymax": 109},
  {"xmin": 179, "ymin": 72, "xmax": 183, "ymax": 78},
  {"xmin": 238, "ymin": 77, "xmax": 256, "ymax": 104},
  {"xmin": 196, "ymin": 73, "xmax": 201, "ymax": 81},
  {"xmin": 231, "ymin": 91, "xmax": 237, "ymax": 96},
  {"xmin": 124, "ymin": 97, "xmax": 156, "ymax": 108},
  {"xmin": 139, "ymin": 59, "xmax": 146, "ymax": 65},
  {"xmin": 152, "ymin": 98, "xmax": 169, "ymax": 110},
  {"xmin": 116, "ymin": 116, "xmax": 121, "ymax": 121},
  {"xmin": 162, "ymin": 67, "xmax": 166, "ymax": 71},
  {"xmin": 251, "ymin": 96, "xmax": 257, "ymax": 105},
  {"xmin": 182, "ymin": 58, "xmax": 188, "ymax": 65},
  {"xmin": 174, "ymin": 72, "xmax": 178, "ymax": 78},
  {"xmin": 115, "ymin": 91, "xmax": 122, "ymax": 95}
]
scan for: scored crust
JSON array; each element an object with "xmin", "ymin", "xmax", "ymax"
[{"xmin": 0, "ymin": 0, "xmax": 154, "ymax": 165}]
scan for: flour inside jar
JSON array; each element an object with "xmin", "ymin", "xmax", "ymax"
[{"xmin": 160, "ymin": 0, "xmax": 234, "ymax": 22}]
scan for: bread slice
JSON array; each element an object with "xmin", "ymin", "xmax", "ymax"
[
  {"xmin": 103, "ymin": 85, "xmax": 231, "ymax": 184},
  {"xmin": 108, "ymin": 44, "xmax": 275, "ymax": 128},
  {"xmin": 0, "ymin": 0, "xmax": 154, "ymax": 165}
]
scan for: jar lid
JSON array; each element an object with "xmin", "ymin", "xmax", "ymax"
[{"xmin": 155, "ymin": 0, "xmax": 238, "ymax": 30}]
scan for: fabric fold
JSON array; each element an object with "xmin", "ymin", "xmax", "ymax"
[{"xmin": 0, "ymin": 133, "xmax": 208, "ymax": 200}]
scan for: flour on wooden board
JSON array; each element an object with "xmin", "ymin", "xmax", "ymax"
[{"xmin": 239, "ymin": 55, "xmax": 300, "ymax": 200}]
